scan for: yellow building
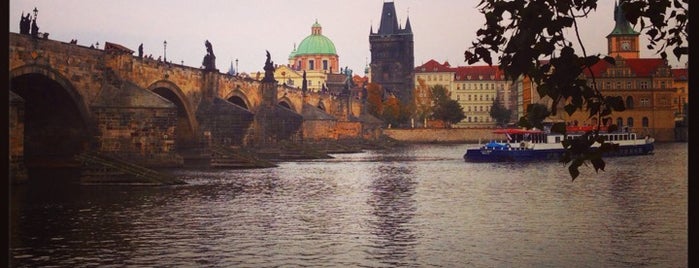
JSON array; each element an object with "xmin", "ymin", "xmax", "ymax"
[
  {"xmin": 558, "ymin": 1, "xmax": 677, "ymax": 141},
  {"xmin": 413, "ymin": 60, "xmax": 515, "ymax": 128},
  {"xmin": 672, "ymin": 67, "xmax": 688, "ymax": 119}
]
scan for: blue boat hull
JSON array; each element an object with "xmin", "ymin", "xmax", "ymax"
[{"xmin": 463, "ymin": 143, "xmax": 654, "ymax": 162}]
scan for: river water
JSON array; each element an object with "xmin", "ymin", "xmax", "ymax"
[{"xmin": 9, "ymin": 142, "xmax": 687, "ymax": 267}]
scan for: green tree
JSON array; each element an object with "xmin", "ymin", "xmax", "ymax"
[
  {"xmin": 464, "ymin": 0, "xmax": 687, "ymax": 180},
  {"xmin": 489, "ymin": 98, "xmax": 512, "ymax": 127},
  {"xmin": 430, "ymin": 85, "xmax": 466, "ymax": 128}
]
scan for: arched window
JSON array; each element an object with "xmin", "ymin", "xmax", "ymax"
[
  {"xmin": 627, "ymin": 117, "xmax": 634, "ymax": 127},
  {"xmin": 626, "ymin": 96, "xmax": 634, "ymax": 109},
  {"xmin": 616, "ymin": 117, "xmax": 623, "ymax": 127},
  {"xmin": 642, "ymin": 117, "xmax": 649, "ymax": 127}
]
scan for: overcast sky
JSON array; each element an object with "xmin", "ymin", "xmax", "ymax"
[{"xmin": 9, "ymin": 0, "xmax": 686, "ymax": 75}]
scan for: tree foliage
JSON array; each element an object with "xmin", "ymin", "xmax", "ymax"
[
  {"xmin": 464, "ymin": 0, "xmax": 687, "ymax": 180},
  {"xmin": 382, "ymin": 95, "xmax": 412, "ymax": 127},
  {"xmin": 489, "ymin": 98, "xmax": 512, "ymax": 127},
  {"xmin": 365, "ymin": 82, "xmax": 384, "ymax": 118},
  {"xmin": 430, "ymin": 85, "xmax": 466, "ymax": 128},
  {"xmin": 414, "ymin": 78, "xmax": 433, "ymax": 124}
]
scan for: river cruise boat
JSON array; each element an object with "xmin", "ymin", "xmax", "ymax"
[{"xmin": 463, "ymin": 127, "xmax": 655, "ymax": 162}]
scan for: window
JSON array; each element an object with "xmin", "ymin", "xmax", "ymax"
[
  {"xmin": 642, "ymin": 117, "xmax": 649, "ymax": 127},
  {"xmin": 660, "ymin": 81, "xmax": 666, "ymax": 89},
  {"xmin": 627, "ymin": 117, "xmax": 634, "ymax": 127},
  {"xmin": 617, "ymin": 117, "xmax": 623, "ymax": 127},
  {"xmin": 640, "ymin": 98, "xmax": 650, "ymax": 107},
  {"xmin": 627, "ymin": 81, "xmax": 632, "ymax": 89},
  {"xmin": 322, "ymin": 60, "xmax": 328, "ymax": 70},
  {"xmin": 309, "ymin": 60, "xmax": 315, "ymax": 70},
  {"xmin": 640, "ymin": 81, "xmax": 648, "ymax": 89}
]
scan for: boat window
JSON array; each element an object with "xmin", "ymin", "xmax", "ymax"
[{"xmin": 631, "ymin": 134, "xmax": 636, "ymax": 139}]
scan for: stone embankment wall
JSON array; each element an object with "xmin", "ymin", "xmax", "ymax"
[{"xmin": 383, "ymin": 128, "xmax": 503, "ymax": 144}]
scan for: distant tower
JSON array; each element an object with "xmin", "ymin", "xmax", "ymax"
[
  {"xmin": 606, "ymin": 0, "xmax": 640, "ymax": 59},
  {"xmin": 369, "ymin": 1, "xmax": 414, "ymax": 105}
]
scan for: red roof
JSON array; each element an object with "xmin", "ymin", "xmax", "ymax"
[
  {"xmin": 672, "ymin": 68, "xmax": 688, "ymax": 81},
  {"xmin": 584, "ymin": 58, "xmax": 667, "ymax": 77},
  {"xmin": 415, "ymin": 59, "xmax": 453, "ymax": 72},
  {"xmin": 454, "ymin": 65, "xmax": 503, "ymax": 81}
]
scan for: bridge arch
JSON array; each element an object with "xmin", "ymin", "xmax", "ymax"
[
  {"xmin": 317, "ymin": 101, "xmax": 326, "ymax": 112},
  {"xmin": 278, "ymin": 97, "xmax": 296, "ymax": 112},
  {"xmin": 147, "ymin": 80, "xmax": 199, "ymax": 148},
  {"xmin": 9, "ymin": 65, "xmax": 95, "ymax": 168},
  {"xmin": 225, "ymin": 87, "xmax": 252, "ymax": 110}
]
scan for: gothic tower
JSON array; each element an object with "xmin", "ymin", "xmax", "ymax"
[
  {"xmin": 606, "ymin": 0, "xmax": 640, "ymax": 59},
  {"xmin": 369, "ymin": 1, "xmax": 414, "ymax": 105}
]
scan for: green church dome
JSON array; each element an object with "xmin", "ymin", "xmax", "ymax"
[{"xmin": 293, "ymin": 20, "xmax": 337, "ymax": 57}]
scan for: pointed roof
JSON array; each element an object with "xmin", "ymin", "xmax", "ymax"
[
  {"xmin": 404, "ymin": 16, "xmax": 412, "ymax": 32},
  {"xmin": 377, "ymin": 2, "xmax": 400, "ymax": 35},
  {"xmin": 608, "ymin": 0, "xmax": 639, "ymax": 36}
]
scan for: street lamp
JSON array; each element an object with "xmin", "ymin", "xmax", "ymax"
[
  {"xmin": 33, "ymin": 7, "xmax": 38, "ymax": 19},
  {"xmin": 163, "ymin": 40, "xmax": 167, "ymax": 62},
  {"xmin": 235, "ymin": 58, "xmax": 239, "ymax": 75}
]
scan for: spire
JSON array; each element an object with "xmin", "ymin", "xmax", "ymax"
[
  {"xmin": 227, "ymin": 60, "xmax": 236, "ymax": 75},
  {"xmin": 377, "ymin": 2, "xmax": 400, "ymax": 35},
  {"xmin": 608, "ymin": 0, "xmax": 639, "ymax": 36},
  {"xmin": 405, "ymin": 16, "xmax": 412, "ymax": 32}
]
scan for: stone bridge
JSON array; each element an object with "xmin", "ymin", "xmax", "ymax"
[{"xmin": 9, "ymin": 32, "xmax": 383, "ymax": 182}]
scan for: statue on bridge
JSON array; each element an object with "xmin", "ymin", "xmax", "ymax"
[
  {"xmin": 138, "ymin": 43, "xmax": 143, "ymax": 58},
  {"xmin": 302, "ymin": 71, "xmax": 307, "ymax": 93},
  {"xmin": 202, "ymin": 40, "xmax": 217, "ymax": 71},
  {"xmin": 30, "ymin": 16, "xmax": 39, "ymax": 38},
  {"xmin": 262, "ymin": 50, "xmax": 276, "ymax": 82},
  {"xmin": 19, "ymin": 12, "xmax": 31, "ymax": 34}
]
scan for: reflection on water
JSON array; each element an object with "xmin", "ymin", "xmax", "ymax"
[{"xmin": 10, "ymin": 143, "xmax": 687, "ymax": 267}]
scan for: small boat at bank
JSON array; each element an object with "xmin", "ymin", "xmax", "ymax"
[{"xmin": 463, "ymin": 127, "xmax": 654, "ymax": 162}]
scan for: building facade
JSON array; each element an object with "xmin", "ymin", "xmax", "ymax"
[
  {"xmin": 277, "ymin": 20, "xmax": 340, "ymax": 92},
  {"xmin": 413, "ymin": 60, "xmax": 517, "ymax": 128},
  {"xmin": 369, "ymin": 1, "xmax": 414, "ymax": 105},
  {"xmin": 543, "ymin": 1, "xmax": 677, "ymax": 141}
]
